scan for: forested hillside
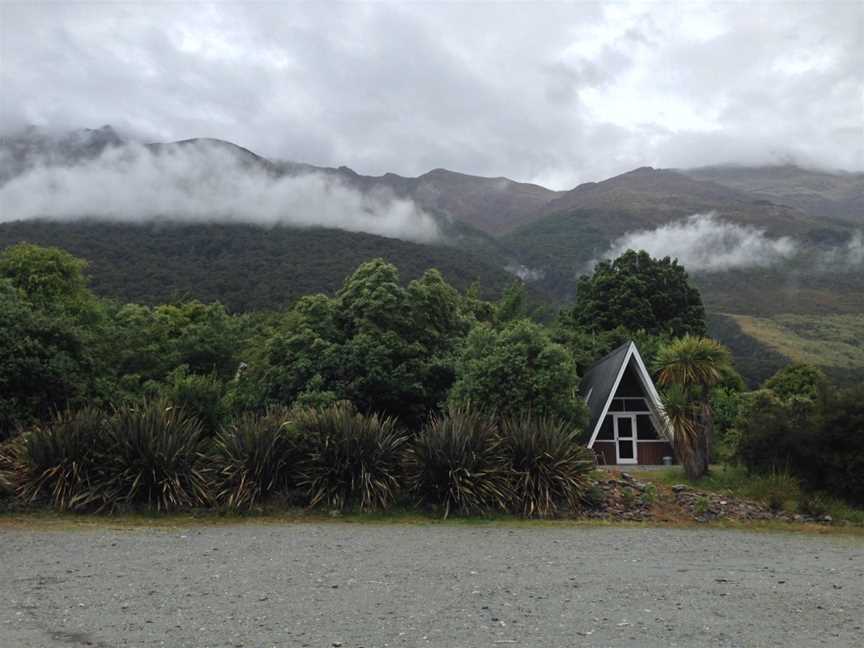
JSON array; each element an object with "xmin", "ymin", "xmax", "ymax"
[{"xmin": 0, "ymin": 221, "xmax": 522, "ymax": 311}]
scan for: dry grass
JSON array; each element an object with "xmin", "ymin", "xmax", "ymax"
[{"xmin": 729, "ymin": 313, "xmax": 864, "ymax": 370}]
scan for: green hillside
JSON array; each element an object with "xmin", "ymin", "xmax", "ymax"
[{"xmin": 0, "ymin": 220, "xmax": 521, "ymax": 311}]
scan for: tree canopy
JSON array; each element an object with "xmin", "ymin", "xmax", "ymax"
[{"xmin": 572, "ymin": 250, "xmax": 706, "ymax": 338}]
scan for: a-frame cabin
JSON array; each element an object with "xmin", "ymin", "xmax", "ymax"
[{"xmin": 580, "ymin": 341, "xmax": 674, "ymax": 466}]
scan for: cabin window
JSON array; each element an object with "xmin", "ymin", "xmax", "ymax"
[
  {"xmin": 637, "ymin": 414, "xmax": 660, "ymax": 440},
  {"xmin": 597, "ymin": 416, "xmax": 614, "ymax": 440},
  {"xmin": 625, "ymin": 398, "xmax": 648, "ymax": 412},
  {"xmin": 608, "ymin": 398, "xmax": 648, "ymax": 412}
]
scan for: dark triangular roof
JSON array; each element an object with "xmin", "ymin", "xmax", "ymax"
[{"xmin": 580, "ymin": 342, "xmax": 631, "ymax": 436}]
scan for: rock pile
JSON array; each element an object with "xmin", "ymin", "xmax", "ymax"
[{"xmin": 581, "ymin": 472, "xmax": 833, "ymax": 525}]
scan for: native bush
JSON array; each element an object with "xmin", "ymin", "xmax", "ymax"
[
  {"xmin": 733, "ymin": 390, "xmax": 816, "ymax": 474},
  {"xmin": 402, "ymin": 408, "xmax": 510, "ymax": 518},
  {"xmin": 209, "ymin": 407, "xmax": 300, "ymax": 510},
  {"xmin": 16, "ymin": 408, "xmax": 111, "ymax": 511},
  {"xmin": 805, "ymin": 386, "xmax": 864, "ymax": 506},
  {"xmin": 294, "ymin": 402, "xmax": 408, "ymax": 512},
  {"xmin": 100, "ymin": 401, "xmax": 210, "ymax": 512},
  {"xmin": 160, "ymin": 367, "xmax": 228, "ymax": 436},
  {"xmin": 499, "ymin": 414, "xmax": 594, "ymax": 518}
]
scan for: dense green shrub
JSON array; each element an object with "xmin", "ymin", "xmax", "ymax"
[
  {"xmin": 161, "ymin": 367, "xmax": 227, "ymax": 435},
  {"xmin": 402, "ymin": 409, "xmax": 510, "ymax": 518},
  {"xmin": 733, "ymin": 390, "xmax": 816, "ymax": 473},
  {"xmin": 449, "ymin": 320, "xmax": 588, "ymax": 424},
  {"xmin": 500, "ymin": 415, "xmax": 595, "ymax": 518},
  {"xmin": 17, "ymin": 408, "xmax": 111, "ymax": 511},
  {"xmin": 762, "ymin": 364, "xmax": 829, "ymax": 403},
  {"xmin": 734, "ymin": 383, "xmax": 864, "ymax": 507},
  {"xmin": 806, "ymin": 387, "xmax": 864, "ymax": 506},
  {"xmin": 209, "ymin": 407, "xmax": 299, "ymax": 510},
  {"xmin": 100, "ymin": 401, "xmax": 210, "ymax": 512},
  {"xmin": 294, "ymin": 403, "xmax": 408, "ymax": 511}
]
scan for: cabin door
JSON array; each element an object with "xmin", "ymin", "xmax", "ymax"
[{"xmin": 614, "ymin": 415, "xmax": 638, "ymax": 464}]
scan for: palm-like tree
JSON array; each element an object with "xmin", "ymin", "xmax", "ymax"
[{"xmin": 656, "ymin": 336, "xmax": 731, "ymax": 480}]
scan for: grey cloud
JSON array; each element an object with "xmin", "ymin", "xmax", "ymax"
[
  {"xmin": 0, "ymin": 1, "xmax": 861, "ymax": 189},
  {"xmin": 0, "ymin": 141, "xmax": 440, "ymax": 242}
]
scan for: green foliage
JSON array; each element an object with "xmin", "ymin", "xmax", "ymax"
[
  {"xmin": 762, "ymin": 364, "xmax": 829, "ymax": 403},
  {"xmin": 656, "ymin": 336, "xmax": 734, "ymax": 479},
  {"xmin": 402, "ymin": 408, "xmax": 511, "ymax": 518},
  {"xmin": 294, "ymin": 403, "xmax": 408, "ymax": 512},
  {"xmin": 807, "ymin": 387, "xmax": 864, "ymax": 506},
  {"xmin": 711, "ymin": 387, "xmax": 743, "ymax": 462},
  {"xmin": 107, "ymin": 300, "xmax": 243, "ymax": 394},
  {"xmin": 248, "ymin": 261, "xmax": 473, "ymax": 426},
  {"xmin": 17, "ymin": 408, "xmax": 111, "ymax": 511},
  {"xmin": 0, "ymin": 280, "xmax": 97, "ymax": 436},
  {"xmin": 582, "ymin": 483, "xmax": 606, "ymax": 509},
  {"xmin": 495, "ymin": 281, "xmax": 529, "ymax": 324},
  {"xmin": 0, "ymin": 221, "xmax": 516, "ymax": 312},
  {"xmin": 693, "ymin": 495, "xmax": 710, "ymax": 516},
  {"xmin": 160, "ymin": 367, "xmax": 227, "ymax": 435},
  {"xmin": 100, "ymin": 401, "xmax": 210, "ymax": 512},
  {"xmin": 733, "ymin": 385, "xmax": 864, "ymax": 506},
  {"xmin": 640, "ymin": 483, "xmax": 658, "ymax": 506},
  {"xmin": 572, "ymin": 250, "xmax": 706, "ymax": 338},
  {"xmin": 553, "ymin": 324, "xmax": 668, "ymax": 377},
  {"xmin": 209, "ymin": 407, "xmax": 299, "ymax": 511},
  {"xmin": 449, "ymin": 320, "xmax": 587, "ymax": 424},
  {"xmin": 733, "ymin": 390, "xmax": 816, "ymax": 474},
  {"xmin": 0, "ymin": 243, "xmax": 90, "ymax": 310},
  {"xmin": 499, "ymin": 414, "xmax": 594, "ymax": 518}
]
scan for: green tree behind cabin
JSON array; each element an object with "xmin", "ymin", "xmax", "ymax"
[
  {"xmin": 572, "ymin": 249, "xmax": 706, "ymax": 338},
  {"xmin": 449, "ymin": 319, "xmax": 588, "ymax": 427}
]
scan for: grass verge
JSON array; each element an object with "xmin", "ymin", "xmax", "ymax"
[{"xmin": 2, "ymin": 506, "xmax": 863, "ymax": 538}]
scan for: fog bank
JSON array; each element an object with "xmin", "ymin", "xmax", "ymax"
[
  {"xmin": 0, "ymin": 142, "xmax": 440, "ymax": 243},
  {"xmin": 601, "ymin": 212, "xmax": 798, "ymax": 272}
]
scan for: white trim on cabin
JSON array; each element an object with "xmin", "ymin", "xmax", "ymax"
[
  {"xmin": 613, "ymin": 414, "xmax": 638, "ymax": 464},
  {"xmin": 586, "ymin": 342, "xmax": 669, "ymax": 448}
]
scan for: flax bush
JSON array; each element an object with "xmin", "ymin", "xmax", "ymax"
[
  {"xmin": 402, "ymin": 408, "xmax": 510, "ymax": 518},
  {"xmin": 500, "ymin": 414, "xmax": 595, "ymax": 518},
  {"xmin": 100, "ymin": 400, "xmax": 210, "ymax": 512},
  {"xmin": 16, "ymin": 408, "xmax": 111, "ymax": 511},
  {"xmin": 209, "ymin": 407, "xmax": 300, "ymax": 510},
  {"xmin": 294, "ymin": 402, "xmax": 407, "ymax": 512}
]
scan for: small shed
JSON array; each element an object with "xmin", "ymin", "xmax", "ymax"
[{"xmin": 580, "ymin": 341, "xmax": 674, "ymax": 465}]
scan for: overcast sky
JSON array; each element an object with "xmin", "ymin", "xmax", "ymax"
[{"xmin": 1, "ymin": 1, "xmax": 861, "ymax": 189}]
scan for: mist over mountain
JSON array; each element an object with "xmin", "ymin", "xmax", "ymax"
[{"xmin": 0, "ymin": 130, "xmax": 441, "ymax": 244}]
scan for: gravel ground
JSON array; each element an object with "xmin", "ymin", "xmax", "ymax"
[{"xmin": 1, "ymin": 522, "xmax": 862, "ymax": 647}]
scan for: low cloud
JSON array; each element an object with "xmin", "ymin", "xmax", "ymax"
[
  {"xmin": 819, "ymin": 230, "xmax": 864, "ymax": 268},
  {"xmin": 0, "ymin": 141, "xmax": 440, "ymax": 243},
  {"xmin": 601, "ymin": 212, "xmax": 799, "ymax": 272}
]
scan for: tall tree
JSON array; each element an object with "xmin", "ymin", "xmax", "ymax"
[
  {"xmin": 572, "ymin": 250, "xmax": 706, "ymax": 338},
  {"xmin": 655, "ymin": 336, "xmax": 732, "ymax": 479}
]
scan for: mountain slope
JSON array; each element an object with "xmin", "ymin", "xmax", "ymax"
[
  {"xmin": 683, "ymin": 165, "xmax": 864, "ymax": 225},
  {"xmin": 501, "ymin": 166, "xmax": 859, "ymax": 295},
  {"xmin": 279, "ymin": 165, "xmax": 564, "ymax": 236}
]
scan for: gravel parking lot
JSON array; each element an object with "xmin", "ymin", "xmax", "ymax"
[{"xmin": 1, "ymin": 522, "xmax": 862, "ymax": 647}]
